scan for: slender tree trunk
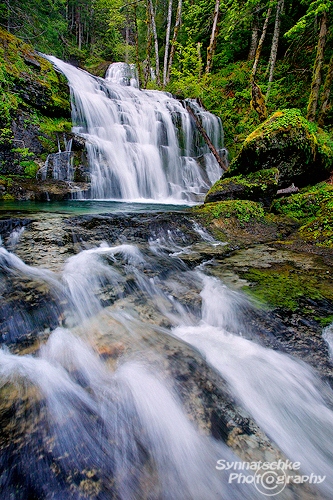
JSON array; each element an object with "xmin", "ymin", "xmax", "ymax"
[
  {"xmin": 266, "ymin": 0, "xmax": 284, "ymax": 100},
  {"xmin": 307, "ymin": 11, "xmax": 327, "ymax": 121},
  {"xmin": 134, "ymin": 5, "xmax": 142, "ymax": 87},
  {"xmin": 76, "ymin": 6, "xmax": 82, "ymax": 50},
  {"xmin": 163, "ymin": 0, "xmax": 173, "ymax": 87},
  {"xmin": 166, "ymin": 0, "xmax": 182, "ymax": 84},
  {"xmin": 251, "ymin": 6, "xmax": 272, "ymax": 82},
  {"xmin": 186, "ymin": 104, "xmax": 228, "ymax": 171},
  {"xmin": 144, "ymin": 6, "xmax": 152, "ymax": 88},
  {"xmin": 205, "ymin": 0, "xmax": 220, "ymax": 74},
  {"xmin": 248, "ymin": 11, "xmax": 259, "ymax": 60},
  {"xmin": 125, "ymin": 21, "xmax": 129, "ymax": 64},
  {"xmin": 318, "ymin": 53, "xmax": 333, "ymax": 126},
  {"xmin": 197, "ymin": 42, "xmax": 202, "ymax": 79},
  {"xmin": 147, "ymin": 0, "xmax": 160, "ymax": 85}
]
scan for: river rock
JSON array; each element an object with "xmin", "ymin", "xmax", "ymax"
[
  {"xmin": 224, "ymin": 109, "xmax": 333, "ymax": 188},
  {"xmin": 205, "ymin": 168, "xmax": 279, "ymax": 206}
]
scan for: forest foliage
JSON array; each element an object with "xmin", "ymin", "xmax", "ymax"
[{"xmin": 0, "ymin": 0, "xmax": 332, "ymax": 158}]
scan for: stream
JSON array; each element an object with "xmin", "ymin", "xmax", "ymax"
[
  {"xmin": 1, "ymin": 60, "xmax": 333, "ymax": 499},
  {"xmin": 0, "ymin": 204, "xmax": 332, "ymax": 499}
]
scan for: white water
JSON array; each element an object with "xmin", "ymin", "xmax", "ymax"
[
  {"xmin": 46, "ymin": 56, "xmax": 224, "ymax": 202},
  {"xmin": 1, "ymin": 221, "xmax": 333, "ymax": 498}
]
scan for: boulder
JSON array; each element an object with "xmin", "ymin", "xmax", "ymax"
[
  {"xmin": 205, "ymin": 168, "xmax": 279, "ymax": 206},
  {"xmin": 225, "ymin": 109, "xmax": 333, "ymax": 188}
]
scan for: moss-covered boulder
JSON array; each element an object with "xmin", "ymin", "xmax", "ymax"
[
  {"xmin": 205, "ymin": 168, "xmax": 279, "ymax": 206},
  {"xmin": 0, "ymin": 28, "xmax": 72, "ymax": 178},
  {"xmin": 272, "ymin": 182, "xmax": 333, "ymax": 247},
  {"xmin": 225, "ymin": 109, "xmax": 333, "ymax": 188},
  {"xmin": 0, "ymin": 28, "xmax": 70, "ymax": 121}
]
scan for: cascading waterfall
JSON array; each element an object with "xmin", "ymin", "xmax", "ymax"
[
  {"xmin": 1, "ymin": 218, "xmax": 333, "ymax": 498},
  {"xmin": 46, "ymin": 56, "xmax": 225, "ymax": 202}
]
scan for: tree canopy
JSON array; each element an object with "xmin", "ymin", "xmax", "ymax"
[{"xmin": 0, "ymin": 0, "xmax": 332, "ymax": 152}]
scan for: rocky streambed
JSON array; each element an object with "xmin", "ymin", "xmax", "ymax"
[{"xmin": 0, "ymin": 206, "xmax": 332, "ymax": 499}]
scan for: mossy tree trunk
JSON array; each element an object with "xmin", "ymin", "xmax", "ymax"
[
  {"xmin": 163, "ymin": 0, "xmax": 173, "ymax": 87},
  {"xmin": 248, "ymin": 9, "xmax": 260, "ymax": 60},
  {"xmin": 166, "ymin": 0, "xmax": 182, "ymax": 85},
  {"xmin": 144, "ymin": 5, "xmax": 153, "ymax": 88},
  {"xmin": 307, "ymin": 11, "xmax": 327, "ymax": 122},
  {"xmin": 205, "ymin": 0, "xmax": 220, "ymax": 74},
  {"xmin": 251, "ymin": 6, "xmax": 272, "ymax": 82},
  {"xmin": 134, "ymin": 5, "xmax": 142, "ymax": 87},
  {"xmin": 147, "ymin": 0, "xmax": 160, "ymax": 86},
  {"xmin": 318, "ymin": 52, "xmax": 333, "ymax": 127},
  {"xmin": 266, "ymin": 0, "xmax": 284, "ymax": 101}
]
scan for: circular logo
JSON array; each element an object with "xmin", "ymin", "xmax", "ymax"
[{"xmin": 254, "ymin": 466, "xmax": 287, "ymax": 496}]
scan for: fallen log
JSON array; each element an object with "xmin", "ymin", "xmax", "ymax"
[
  {"xmin": 186, "ymin": 104, "xmax": 228, "ymax": 172},
  {"xmin": 277, "ymin": 183, "xmax": 299, "ymax": 195}
]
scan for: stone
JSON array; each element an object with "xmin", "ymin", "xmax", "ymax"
[
  {"xmin": 205, "ymin": 168, "xmax": 279, "ymax": 206},
  {"xmin": 225, "ymin": 109, "xmax": 333, "ymax": 188}
]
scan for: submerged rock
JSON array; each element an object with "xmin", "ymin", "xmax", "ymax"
[{"xmin": 224, "ymin": 109, "xmax": 333, "ymax": 188}]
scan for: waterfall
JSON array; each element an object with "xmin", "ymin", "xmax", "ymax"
[
  {"xmin": 46, "ymin": 56, "xmax": 225, "ymax": 203},
  {"xmin": 39, "ymin": 137, "xmax": 74, "ymax": 181}
]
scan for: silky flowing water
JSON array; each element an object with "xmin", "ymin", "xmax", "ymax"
[
  {"xmin": 1, "ymin": 61, "xmax": 333, "ymax": 499},
  {"xmin": 0, "ymin": 207, "xmax": 332, "ymax": 499},
  {"xmin": 45, "ymin": 57, "xmax": 224, "ymax": 202}
]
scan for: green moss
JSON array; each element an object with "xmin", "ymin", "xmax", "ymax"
[
  {"xmin": 195, "ymin": 199, "xmax": 265, "ymax": 224},
  {"xmin": 272, "ymin": 183, "xmax": 333, "ymax": 220},
  {"xmin": 2, "ymin": 193, "xmax": 14, "ymax": 200},
  {"xmin": 206, "ymin": 168, "xmax": 279, "ymax": 204},
  {"xmin": 21, "ymin": 160, "xmax": 39, "ymax": 178},
  {"xmin": 38, "ymin": 116, "xmax": 72, "ymax": 136},
  {"xmin": 272, "ymin": 182, "xmax": 333, "ymax": 247},
  {"xmin": 0, "ymin": 27, "xmax": 70, "ymax": 123},
  {"xmin": 314, "ymin": 315, "xmax": 333, "ymax": 327},
  {"xmin": 225, "ymin": 109, "xmax": 333, "ymax": 184},
  {"xmin": 242, "ymin": 265, "xmax": 333, "ymax": 311},
  {"xmin": 0, "ymin": 175, "xmax": 13, "ymax": 187}
]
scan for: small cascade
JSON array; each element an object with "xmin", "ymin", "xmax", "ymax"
[
  {"xmin": 1, "ymin": 215, "xmax": 333, "ymax": 498},
  {"xmin": 38, "ymin": 135, "xmax": 74, "ymax": 181},
  {"xmin": 46, "ymin": 56, "xmax": 226, "ymax": 202},
  {"xmin": 105, "ymin": 61, "xmax": 139, "ymax": 88}
]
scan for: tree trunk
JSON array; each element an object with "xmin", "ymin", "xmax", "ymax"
[
  {"xmin": 251, "ymin": 6, "xmax": 272, "ymax": 82},
  {"xmin": 76, "ymin": 7, "xmax": 82, "ymax": 50},
  {"xmin": 134, "ymin": 5, "xmax": 142, "ymax": 87},
  {"xmin": 307, "ymin": 11, "xmax": 327, "ymax": 122},
  {"xmin": 248, "ymin": 11, "xmax": 259, "ymax": 60},
  {"xmin": 251, "ymin": 81, "xmax": 267, "ymax": 121},
  {"xmin": 147, "ymin": 0, "xmax": 160, "ymax": 86},
  {"xmin": 186, "ymin": 104, "xmax": 228, "ymax": 172},
  {"xmin": 166, "ymin": 0, "xmax": 182, "ymax": 84},
  {"xmin": 144, "ymin": 9, "xmax": 152, "ymax": 88},
  {"xmin": 125, "ymin": 23, "xmax": 130, "ymax": 64},
  {"xmin": 163, "ymin": 0, "xmax": 173, "ymax": 87},
  {"xmin": 205, "ymin": 0, "xmax": 220, "ymax": 74},
  {"xmin": 318, "ymin": 53, "xmax": 333, "ymax": 126},
  {"xmin": 266, "ymin": 0, "xmax": 284, "ymax": 100},
  {"xmin": 197, "ymin": 42, "xmax": 202, "ymax": 79}
]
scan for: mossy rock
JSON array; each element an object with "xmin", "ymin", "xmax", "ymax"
[
  {"xmin": 225, "ymin": 109, "xmax": 333, "ymax": 188},
  {"xmin": 272, "ymin": 182, "xmax": 333, "ymax": 247},
  {"xmin": 205, "ymin": 168, "xmax": 279, "ymax": 206},
  {"xmin": 0, "ymin": 28, "xmax": 74, "ymax": 177},
  {"xmin": 0, "ymin": 28, "xmax": 70, "ymax": 119},
  {"xmin": 195, "ymin": 199, "xmax": 265, "ymax": 223}
]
